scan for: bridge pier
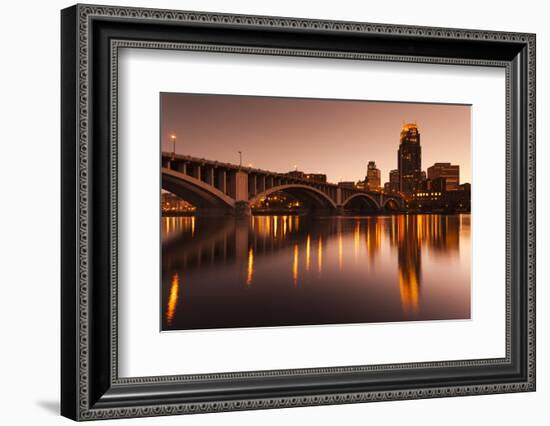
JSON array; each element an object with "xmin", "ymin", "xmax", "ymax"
[
  {"xmin": 235, "ymin": 170, "xmax": 249, "ymax": 202},
  {"xmin": 234, "ymin": 216, "xmax": 250, "ymax": 260},
  {"xmin": 235, "ymin": 201, "xmax": 251, "ymax": 217}
]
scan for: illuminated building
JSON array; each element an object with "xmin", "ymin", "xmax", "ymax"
[
  {"xmin": 412, "ymin": 190, "xmax": 444, "ymax": 204},
  {"xmin": 389, "ymin": 169, "xmax": 400, "ymax": 193},
  {"xmin": 286, "ymin": 170, "xmax": 305, "ymax": 179},
  {"xmin": 161, "ymin": 192, "xmax": 196, "ymax": 214},
  {"xmin": 398, "ymin": 123, "xmax": 422, "ymax": 196},
  {"xmin": 445, "ymin": 184, "xmax": 471, "ymax": 211},
  {"xmin": 304, "ymin": 173, "xmax": 327, "ymax": 183},
  {"xmin": 417, "ymin": 176, "xmax": 444, "ymax": 192},
  {"xmin": 365, "ymin": 161, "xmax": 381, "ymax": 191},
  {"xmin": 285, "ymin": 170, "xmax": 327, "ymax": 183},
  {"xmin": 252, "ymin": 192, "xmax": 303, "ymax": 211},
  {"xmin": 338, "ymin": 181, "xmax": 356, "ymax": 189},
  {"xmin": 412, "ymin": 176, "xmax": 470, "ymax": 213},
  {"xmin": 427, "ymin": 162, "xmax": 460, "ymax": 191}
]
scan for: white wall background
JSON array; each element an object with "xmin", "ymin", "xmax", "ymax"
[{"xmin": 0, "ymin": 0, "xmax": 546, "ymax": 424}]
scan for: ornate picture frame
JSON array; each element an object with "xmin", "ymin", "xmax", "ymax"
[{"xmin": 61, "ymin": 4, "xmax": 535, "ymax": 421}]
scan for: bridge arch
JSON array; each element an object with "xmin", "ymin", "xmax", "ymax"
[
  {"xmin": 341, "ymin": 193, "xmax": 381, "ymax": 211},
  {"xmin": 162, "ymin": 168, "xmax": 235, "ymax": 210},
  {"xmin": 383, "ymin": 197, "xmax": 403, "ymax": 211},
  {"xmin": 249, "ymin": 184, "xmax": 337, "ymax": 210}
]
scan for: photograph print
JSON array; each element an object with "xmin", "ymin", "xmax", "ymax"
[{"xmin": 160, "ymin": 93, "xmax": 472, "ymax": 332}]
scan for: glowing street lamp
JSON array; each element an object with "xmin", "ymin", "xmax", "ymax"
[{"xmin": 170, "ymin": 134, "xmax": 177, "ymax": 160}]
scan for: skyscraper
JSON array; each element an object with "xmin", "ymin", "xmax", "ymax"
[
  {"xmin": 398, "ymin": 123, "xmax": 422, "ymax": 196},
  {"xmin": 365, "ymin": 161, "xmax": 381, "ymax": 190},
  {"xmin": 427, "ymin": 163, "xmax": 460, "ymax": 191}
]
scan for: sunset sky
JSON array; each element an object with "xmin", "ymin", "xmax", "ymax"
[{"xmin": 161, "ymin": 93, "xmax": 471, "ymax": 185}]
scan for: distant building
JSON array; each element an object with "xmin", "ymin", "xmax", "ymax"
[
  {"xmin": 252, "ymin": 192, "xmax": 302, "ymax": 210},
  {"xmin": 304, "ymin": 173, "xmax": 327, "ymax": 183},
  {"xmin": 421, "ymin": 170, "xmax": 427, "ymax": 183},
  {"xmin": 459, "ymin": 183, "xmax": 471, "ymax": 192},
  {"xmin": 427, "ymin": 162, "xmax": 460, "ymax": 191},
  {"xmin": 445, "ymin": 184, "xmax": 471, "ymax": 211},
  {"xmin": 356, "ymin": 180, "xmax": 367, "ymax": 190},
  {"xmin": 428, "ymin": 177, "xmax": 447, "ymax": 193},
  {"xmin": 338, "ymin": 181, "xmax": 356, "ymax": 189},
  {"xmin": 412, "ymin": 177, "xmax": 470, "ymax": 213},
  {"xmin": 286, "ymin": 170, "xmax": 305, "ymax": 180},
  {"xmin": 384, "ymin": 182, "xmax": 391, "ymax": 193},
  {"xmin": 389, "ymin": 169, "xmax": 400, "ymax": 193},
  {"xmin": 285, "ymin": 170, "xmax": 327, "ymax": 183},
  {"xmin": 398, "ymin": 123, "xmax": 422, "ymax": 196},
  {"xmin": 365, "ymin": 161, "xmax": 381, "ymax": 191},
  {"xmin": 161, "ymin": 192, "xmax": 195, "ymax": 214}
]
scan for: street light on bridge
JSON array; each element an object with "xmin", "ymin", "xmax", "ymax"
[{"xmin": 170, "ymin": 133, "xmax": 177, "ymax": 160}]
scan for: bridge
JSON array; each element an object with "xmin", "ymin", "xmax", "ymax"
[{"xmin": 162, "ymin": 152, "xmax": 404, "ymax": 215}]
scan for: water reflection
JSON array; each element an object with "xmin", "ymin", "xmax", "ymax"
[
  {"xmin": 306, "ymin": 235, "xmax": 311, "ymax": 273},
  {"xmin": 246, "ymin": 248, "xmax": 254, "ymax": 287},
  {"xmin": 161, "ymin": 214, "xmax": 470, "ymax": 331},
  {"xmin": 317, "ymin": 236, "xmax": 323, "ymax": 275},
  {"xmin": 293, "ymin": 244, "xmax": 299, "ymax": 287},
  {"xmin": 397, "ymin": 216, "xmax": 421, "ymax": 313},
  {"xmin": 165, "ymin": 272, "xmax": 180, "ymax": 326}
]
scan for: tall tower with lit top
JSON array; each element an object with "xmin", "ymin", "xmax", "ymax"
[{"xmin": 398, "ymin": 123, "xmax": 422, "ymax": 196}]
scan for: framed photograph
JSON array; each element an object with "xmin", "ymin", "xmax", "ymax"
[{"xmin": 61, "ymin": 4, "xmax": 536, "ymax": 421}]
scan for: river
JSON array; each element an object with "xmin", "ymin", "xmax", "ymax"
[{"xmin": 161, "ymin": 214, "xmax": 470, "ymax": 331}]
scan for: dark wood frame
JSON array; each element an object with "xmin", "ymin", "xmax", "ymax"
[{"xmin": 61, "ymin": 4, "xmax": 536, "ymax": 421}]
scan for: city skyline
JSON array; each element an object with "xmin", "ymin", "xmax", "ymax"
[{"xmin": 161, "ymin": 93, "xmax": 471, "ymax": 185}]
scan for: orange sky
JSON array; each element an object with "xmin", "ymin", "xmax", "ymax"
[{"xmin": 161, "ymin": 93, "xmax": 471, "ymax": 185}]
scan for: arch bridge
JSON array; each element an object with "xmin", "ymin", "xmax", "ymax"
[{"xmin": 162, "ymin": 153, "xmax": 404, "ymax": 215}]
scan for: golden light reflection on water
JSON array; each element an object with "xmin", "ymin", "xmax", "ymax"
[
  {"xmin": 365, "ymin": 218, "xmax": 381, "ymax": 259},
  {"xmin": 246, "ymin": 247, "xmax": 254, "ymax": 287},
  {"xmin": 166, "ymin": 272, "xmax": 180, "ymax": 326},
  {"xmin": 161, "ymin": 216, "xmax": 196, "ymax": 242},
  {"xmin": 163, "ymin": 214, "xmax": 468, "ymax": 326},
  {"xmin": 318, "ymin": 236, "xmax": 323, "ymax": 275},
  {"xmin": 354, "ymin": 221, "xmax": 360, "ymax": 263},
  {"xmin": 399, "ymin": 263, "xmax": 420, "ymax": 313},
  {"xmin": 293, "ymin": 244, "xmax": 299, "ymax": 287},
  {"xmin": 306, "ymin": 234, "xmax": 311, "ymax": 272},
  {"xmin": 395, "ymin": 215, "xmax": 420, "ymax": 312}
]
